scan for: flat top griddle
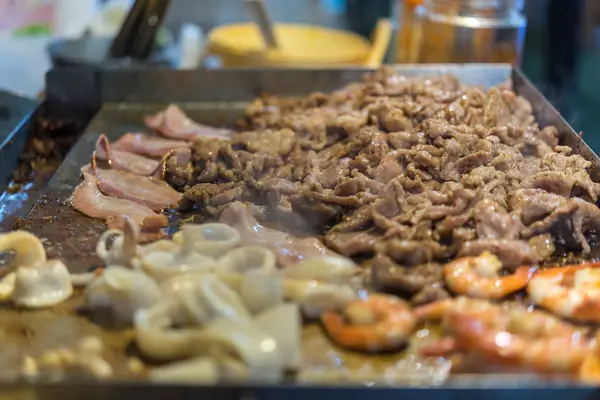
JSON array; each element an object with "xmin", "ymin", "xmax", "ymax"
[{"xmin": 7, "ymin": 65, "xmax": 600, "ymax": 397}]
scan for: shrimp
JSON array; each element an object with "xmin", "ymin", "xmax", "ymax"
[
  {"xmin": 579, "ymin": 331, "xmax": 600, "ymax": 383},
  {"xmin": 448, "ymin": 303, "xmax": 589, "ymax": 373},
  {"xmin": 527, "ymin": 263, "xmax": 600, "ymax": 323},
  {"xmin": 320, "ymin": 294, "xmax": 416, "ymax": 352},
  {"xmin": 414, "ymin": 297, "xmax": 589, "ymax": 373},
  {"xmin": 444, "ymin": 252, "xmax": 535, "ymax": 299}
]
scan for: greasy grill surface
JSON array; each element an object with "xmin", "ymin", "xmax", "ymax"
[
  {"xmin": 8, "ymin": 66, "xmax": 600, "ymax": 395},
  {"xmin": 17, "ymin": 104, "xmax": 243, "ymax": 269}
]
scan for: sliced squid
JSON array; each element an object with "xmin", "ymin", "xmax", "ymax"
[
  {"xmin": 134, "ymin": 301, "xmax": 198, "ymax": 361},
  {"xmin": 283, "ymin": 280, "xmax": 358, "ymax": 319},
  {"xmin": 149, "ymin": 357, "xmax": 219, "ymax": 384},
  {"xmin": 95, "ymin": 217, "xmax": 140, "ymax": 268},
  {"xmin": 215, "ymin": 246, "xmax": 277, "ymax": 290},
  {"xmin": 195, "ymin": 317, "xmax": 282, "ymax": 382},
  {"xmin": 140, "ymin": 237, "xmax": 216, "ymax": 281},
  {"xmin": 162, "ymin": 273, "xmax": 251, "ymax": 325},
  {"xmin": 12, "ymin": 259, "xmax": 73, "ymax": 308},
  {"xmin": 255, "ymin": 303, "xmax": 302, "ymax": 371},
  {"xmin": 85, "ymin": 266, "xmax": 163, "ymax": 327},
  {"xmin": 173, "ymin": 223, "xmax": 241, "ymax": 258},
  {"xmin": 238, "ymin": 270, "xmax": 284, "ymax": 314},
  {"xmin": 285, "ymin": 256, "xmax": 357, "ymax": 284}
]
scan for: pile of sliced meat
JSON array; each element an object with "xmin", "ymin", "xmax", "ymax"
[
  {"xmin": 162, "ymin": 67, "xmax": 600, "ymax": 304},
  {"xmin": 71, "ymin": 105, "xmax": 232, "ymax": 241}
]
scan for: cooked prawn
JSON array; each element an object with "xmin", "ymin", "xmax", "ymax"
[
  {"xmin": 448, "ymin": 303, "xmax": 589, "ymax": 373},
  {"xmin": 414, "ymin": 296, "xmax": 589, "ymax": 373},
  {"xmin": 444, "ymin": 252, "xmax": 535, "ymax": 299},
  {"xmin": 527, "ymin": 263, "xmax": 600, "ymax": 322},
  {"xmin": 321, "ymin": 293, "xmax": 416, "ymax": 352}
]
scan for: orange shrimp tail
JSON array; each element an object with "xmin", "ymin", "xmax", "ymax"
[
  {"xmin": 418, "ymin": 337, "xmax": 460, "ymax": 357},
  {"xmin": 580, "ymin": 354, "xmax": 600, "ymax": 383},
  {"xmin": 413, "ymin": 299, "xmax": 453, "ymax": 323},
  {"xmin": 321, "ymin": 311, "xmax": 388, "ymax": 352}
]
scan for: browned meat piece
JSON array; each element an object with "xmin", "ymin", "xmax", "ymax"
[
  {"xmin": 520, "ymin": 171, "xmax": 575, "ymax": 197},
  {"xmin": 234, "ymin": 128, "xmax": 296, "ymax": 156},
  {"xmin": 528, "ymin": 234, "xmax": 556, "ymax": 260},
  {"xmin": 165, "ymin": 68, "xmax": 600, "ymax": 282},
  {"xmin": 474, "ymin": 199, "xmax": 523, "ymax": 240},
  {"xmin": 410, "ymin": 286, "xmax": 451, "ymax": 306},
  {"xmin": 325, "ymin": 231, "xmax": 378, "ymax": 257},
  {"xmin": 538, "ymin": 126, "xmax": 559, "ymax": 148},
  {"xmin": 458, "ymin": 239, "xmax": 540, "ymax": 270},
  {"xmin": 376, "ymin": 239, "xmax": 448, "ymax": 266},
  {"xmin": 372, "ymin": 254, "xmax": 444, "ymax": 294},
  {"xmin": 521, "ymin": 198, "xmax": 600, "ymax": 254},
  {"xmin": 510, "ymin": 189, "xmax": 567, "ymax": 225},
  {"xmin": 180, "ymin": 182, "xmax": 244, "ymax": 210}
]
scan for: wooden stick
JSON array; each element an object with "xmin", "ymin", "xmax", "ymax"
[{"xmin": 244, "ymin": 0, "xmax": 278, "ymax": 49}]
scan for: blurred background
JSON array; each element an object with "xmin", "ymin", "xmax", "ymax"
[{"xmin": 0, "ymin": 0, "xmax": 598, "ymax": 148}]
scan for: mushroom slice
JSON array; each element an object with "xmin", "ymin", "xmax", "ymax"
[
  {"xmin": 255, "ymin": 303, "xmax": 302, "ymax": 371},
  {"xmin": 85, "ymin": 266, "xmax": 163, "ymax": 328},
  {"xmin": 95, "ymin": 218, "xmax": 139, "ymax": 267},
  {"xmin": 135, "ymin": 301, "xmax": 198, "ymax": 361},
  {"xmin": 149, "ymin": 357, "xmax": 219, "ymax": 384},
  {"xmin": 285, "ymin": 256, "xmax": 357, "ymax": 284},
  {"xmin": 194, "ymin": 317, "xmax": 282, "ymax": 382},
  {"xmin": 0, "ymin": 231, "xmax": 46, "ymax": 268},
  {"xmin": 162, "ymin": 273, "xmax": 251, "ymax": 325},
  {"xmin": 173, "ymin": 223, "xmax": 241, "ymax": 258},
  {"xmin": 283, "ymin": 280, "xmax": 358, "ymax": 319},
  {"xmin": 12, "ymin": 259, "xmax": 73, "ymax": 308}
]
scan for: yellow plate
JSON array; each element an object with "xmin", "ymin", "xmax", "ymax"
[{"xmin": 208, "ymin": 23, "xmax": 372, "ymax": 67}]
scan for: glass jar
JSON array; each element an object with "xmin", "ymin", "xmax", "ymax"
[{"xmin": 398, "ymin": 0, "xmax": 526, "ymax": 64}]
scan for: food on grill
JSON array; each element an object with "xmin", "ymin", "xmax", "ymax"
[
  {"xmin": 9, "ymin": 67, "xmax": 600, "ymax": 384},
  {"xmin": 145, "ymin": 104, "xmax": 233, "ymax": 141},
  {"xmin": 104, "ymin": 132, "xmax": 192, "ymax": 158},
  {"xmin": 71, "ymin": 173, "xmax": 168, "ymax": 232},
  {"xmin": 95, "ymin": 134, "xmax": 161, "ymax": 176},
  {"xmin": 83, "ymin": 152, "xmax": 181, "ymax": 211},
  {"xmin": 164, "ymin": 68, "xmax": 600, "ymax": 307}
]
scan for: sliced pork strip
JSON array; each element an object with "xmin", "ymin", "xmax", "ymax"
[
  {"xmin": 82, "ymin": 163, "xmax": 181, "ymax": 211},
  {"xmin": 71, "ymin": 173, "xmax": 167, "ymax": 231},
  {"xmin": 95, "ymin": 135, "xmax": 160, "ymax": 176},
  {"xmin": 325, "ymin": 230, "xmax": 378, "ymax": 257},
  {"xmin": 111, "ymin": 133, "xmax": 192, "ymax": 158},
  {"xmin": 219, "ymin": 201, "xmax": 340, "ymax": 266},
  {"xmin": 145, "ymin": 104, "xmax": 232, "ymax": 141}
]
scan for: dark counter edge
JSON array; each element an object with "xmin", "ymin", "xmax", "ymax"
[
  {"xmin": 0, "ymin": 381, "xmax": 599, "ymax": 400},
  {"xmin": 0, "ymin": 91, "xmax": 39, "ymax": 191}
]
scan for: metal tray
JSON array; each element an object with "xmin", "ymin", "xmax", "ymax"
[{"xmin": 7, "ymin": 65, "xmax": 600, "ymax": 397}]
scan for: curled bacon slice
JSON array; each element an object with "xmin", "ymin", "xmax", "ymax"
[
  {"xmin": 71, "ymin": 173, "xmax": 167, "ymax": 232},
  {"xmin": 95, "ymin": 134, "xmax": 160, "ymax": 176},
  {"xmin": 108, "ymin": 133, "xmax": 191, "ymax": 158},
  {"xmin": 83, "ymin": 152, "xmax": 181, "ymax": 211},
  {"xmin": 145, "ymin": 104, "xmax": 232, "ymax": 141}
]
